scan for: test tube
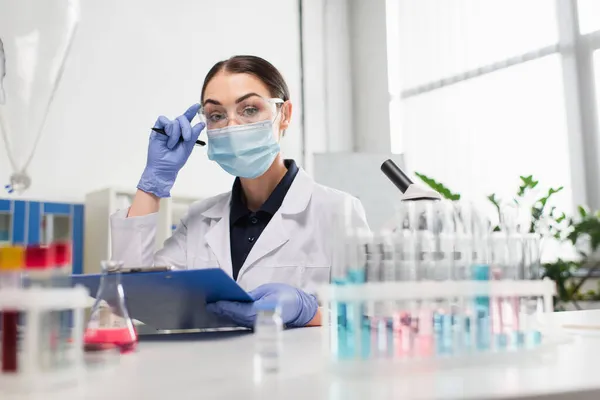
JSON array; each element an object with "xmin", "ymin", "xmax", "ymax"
[
  {"xmin": 489, "ymin": 232, "xmax": 507, "ymax": 351},
  {"xmin": 358, "ymin": 231, "xmax": 371, "ymax": 360},
  {"xmin": 368, "ymin": 234, "xmax": 394, "ymax": 359},
  {"xmin": 501, "ymin": 205, "xmax": 529, "ymax": 347},
  {"xmin": 433, "ymin": 301, "xmax": 444, "ymax": 355},
  {"xmin": 524, "ymin": 233, "xmax": 541, "ymax": 280},
  {"xmin": 365, "ymin": 233, "xmax": 379, "ymax": 358},
  {"xmin": 468, "ymin": 204, "xmax": 492, "ymax": 352},
  {"xmin": 330, "ymin": 211, "xmax": 349, "ymax": 360},
  {"xmin": 415, "ymin": 201, "xmax": 436, "ymax": 281},
  {"xmin": 25, "ymin": 245, "xmax": 54, "ymax": 287},
  {"xmin": 391, "ymin": 231, "xmax": 407, "ymax": 358},
  {"xmin": 0, "ymin": 246, "xmax": 24, "ymax": 374},
  {"xmin": 521, "ymin": 295, "xmax": 544, "ymax": 347},
  {"xmin": 51, "ymin": 242, "xmax": 72, "ymax": 287},
  {"xmin": 415, "ymin": 202, "xmax": 437, "ymax": 357},
  {"xmin": 50, "ymin": 242, "xmax": 73, "ymax": 368},
  {"xmin": 393, "ymin": 203, "xmax": 417, "ymax": 358},
  {"xmin": 344, "ymin": 229, "xmax": 369, "ymax": 359},
  {"xmin": 453, "ymin": 203, "xmax": 473, "ymax": 352},
  {"xmin": 415, "ymin": 300, "xmax": 434, "ymax": 358},
  {"xmin": 380, "ymin": 232, "xmax": 395, "ymax": 357},
  {"xmin": 462, "ymin": 297, "xmax": 476, "ymax": 352},
  {"xmin": 435, "ymin": 202, "xmax": 458, "ymax": 355},
  {"xmin": 25, "ymin": 246, "xmax": 54, "ymax": 370}
]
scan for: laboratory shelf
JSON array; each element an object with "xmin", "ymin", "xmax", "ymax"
[
  {"xmin": 0, "ymin": 198, "xmax": 84, "ymax": 274},
  {"xmin": 84, "ymin": 187, "xmax": 201, "ymax": 274}
]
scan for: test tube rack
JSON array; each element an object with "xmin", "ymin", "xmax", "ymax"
[
  {"xmin": 318, "ymin": 278, "xmax": 557, "ymax": 366},
  {"xmin": 0, "ymin": 285, "xmax": 89, "ymax": 393}
]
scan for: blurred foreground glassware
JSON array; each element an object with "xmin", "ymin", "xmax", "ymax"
[
  {"xmin": 0, "ymin": 246, "xmax": 24, "ymax": 373},
  {"xmin": 83, "ymin": 261, "xmax": 137, "ymax": 354}
]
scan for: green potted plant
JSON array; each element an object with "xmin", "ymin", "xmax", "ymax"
[{"xmin": 415, "ymin": 172, "xmax": 600, "ymax": 311}]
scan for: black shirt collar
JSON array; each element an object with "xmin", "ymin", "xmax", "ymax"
[{"xmin": 230, "ymin": 159, "xmax": 299, "ymax": 225}]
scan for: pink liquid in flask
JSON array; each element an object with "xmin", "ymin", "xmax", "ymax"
[
  {"xmin": 84, "ymin": 260, "xmax": 138, "ymax": 354},
  {"xmin": 84, "ymin": 327, "xmax": 137, "ymax": 354}
]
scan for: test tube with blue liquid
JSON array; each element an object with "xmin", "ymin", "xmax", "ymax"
[
  {"xmin": 489, "ymin": 232, "xmax": 509, "ymax": 351},
  {"xmin": 514, "ymin": 294, "xmax": 541, "ymax": 348},
  {"xmin": 380, "ymin": 233, "xmax": 396, "ymax": 357},
  {"xmin": 526, "ymin": 233, "xmax": 543, "ymax": 346},
  {"xmin": 434, "ymin": 202, "xmax": 459, "ymax": 355},
  {"xmin": 413, "ymin": 201, "xmax": 438, "ymax": 358},
  {"xmin": 365, "ymin": 234, "xmax": 380, "ymax": 358},
  {"xmin": 330, "ymin": 211, "xmax": 349, "ymax": 360},
  {"xmin": 331, "ymin": 194, "xmax": 370, "ymax": 361},
  {"xmin": 465, "ymin": 204, "xmax": 492, "ymax": 352},
  {"xmin": 453, "ymin": 204, "xmax": 475, "ymax": 352},
  {"xmin": 344, "ymin": 229, "xmax": 369, "ymax": 359}
]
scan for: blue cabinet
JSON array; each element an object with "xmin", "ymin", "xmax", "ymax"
[{"xmin": 0, "ymin": 199, "xmax": 84, "ymax": 274}]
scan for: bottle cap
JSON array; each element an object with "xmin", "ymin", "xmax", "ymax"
[
  {"xmin": 51, "ymin": 242, "xmax": 72, "ymax": 267},
  {"xmin": 25, "ymin": 246, "xmax": 52, "ymax": 270},
  {"xmin": 0, "ymin": 246, "xmax": 24, "ymax": 271}
]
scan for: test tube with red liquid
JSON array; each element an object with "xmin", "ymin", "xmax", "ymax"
[{"xmin": 0, "ymin": 246, "xmax": 24, "ymax": 374}]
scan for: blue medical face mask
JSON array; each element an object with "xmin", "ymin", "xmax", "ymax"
[{"xmin": 206, "ymin": 120, "xmax": 280, "ymax": 179}]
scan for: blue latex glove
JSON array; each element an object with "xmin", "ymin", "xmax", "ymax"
[
  {"xmin": 137, "ymin": 104, "xmax": 205, "ymax": 198},
  {"xmin": 206, "ymin": 283, "xmax": 319, "ymax": 329}
]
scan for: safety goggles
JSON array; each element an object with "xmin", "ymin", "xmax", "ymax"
[{"xmin": 199, "ymin": 95, "xmax": 284, "ymax": 130}]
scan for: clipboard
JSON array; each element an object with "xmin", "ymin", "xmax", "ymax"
[{"xmin": 71, "ymin": 268, "xmax": 253, "ymax": 331}]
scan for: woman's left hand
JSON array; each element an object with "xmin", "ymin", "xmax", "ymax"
[{"xmin": 206, "ymin": 283, "xmax": 318, "ymax": 329}]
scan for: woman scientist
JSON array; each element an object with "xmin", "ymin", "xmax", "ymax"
[{"xmin": 110, "ymin": 55, "xmax": 369, "ymax": 328}]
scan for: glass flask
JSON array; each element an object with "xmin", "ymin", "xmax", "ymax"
[
  {"xmin": 84, "ymin": 261, "xmax": 137, "ymax": 354},
  {"xmin": 0, "ymin": 0, "xmax": 80, "ymax": 194}
]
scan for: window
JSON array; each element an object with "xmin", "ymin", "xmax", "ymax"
[
  {"xmin": 395, "ymin": 0, "xmax": 558, "ymax": 89},
  {"xmin": 577, "ymin": 0, "xmax": 600, "ymax": 35},
  {"xmin": 401, "ymin": 55, "xmax": 571, "ymax": 211},
  {"xmin": 595, "ymin": 50, "xmax": 600, "ymax": 127},
  {"xmin": 386, "ymin": 0, "xmax": 573, "ymax": 215}
]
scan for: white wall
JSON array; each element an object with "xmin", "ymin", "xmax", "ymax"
[
  {"xmin": 349, "ymin": 0, "xmax": 391, "ymax": 153},
  {"xmin": 0, "ymin": 0, "xmax": 303, "ymax": 203},
  {"xmin": 301, "ymin": 0, "xmax": 392, "ymax": 157},
  {"xmin": 301, "ymin": 0, "xmax": 356, "ymax": 176}
]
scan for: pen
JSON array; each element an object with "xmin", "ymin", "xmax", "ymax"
[{"xmin": 151, "ymin": 127, "xmax": 206, "ymax": 146}]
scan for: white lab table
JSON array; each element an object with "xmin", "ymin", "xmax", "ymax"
[{"xmin": 7, "ymin": 310, "xmax": 600, "ymax": 400}]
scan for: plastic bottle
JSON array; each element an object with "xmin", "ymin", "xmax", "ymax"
[{"xmin": 253, "ymin": 301, "xmax": 283, "ymax": 374}]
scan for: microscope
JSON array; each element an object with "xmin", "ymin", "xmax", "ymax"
[{"xmin": 380, "ymin": 159, "xmax": 441, "ymax": 201}]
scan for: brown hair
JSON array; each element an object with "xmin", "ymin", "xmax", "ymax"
[{"xmin": 201, "ymin": 55, "xmax": 290, "ymax": 103}]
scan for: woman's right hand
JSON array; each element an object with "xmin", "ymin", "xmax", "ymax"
[{"xmin": 137, "ymin": 104, "xmax": 205, "ymax": 198}]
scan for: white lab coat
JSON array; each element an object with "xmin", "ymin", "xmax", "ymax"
[{"xmin": 109, "ymin": 168, "xmax": 369, "ymax": 292}]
